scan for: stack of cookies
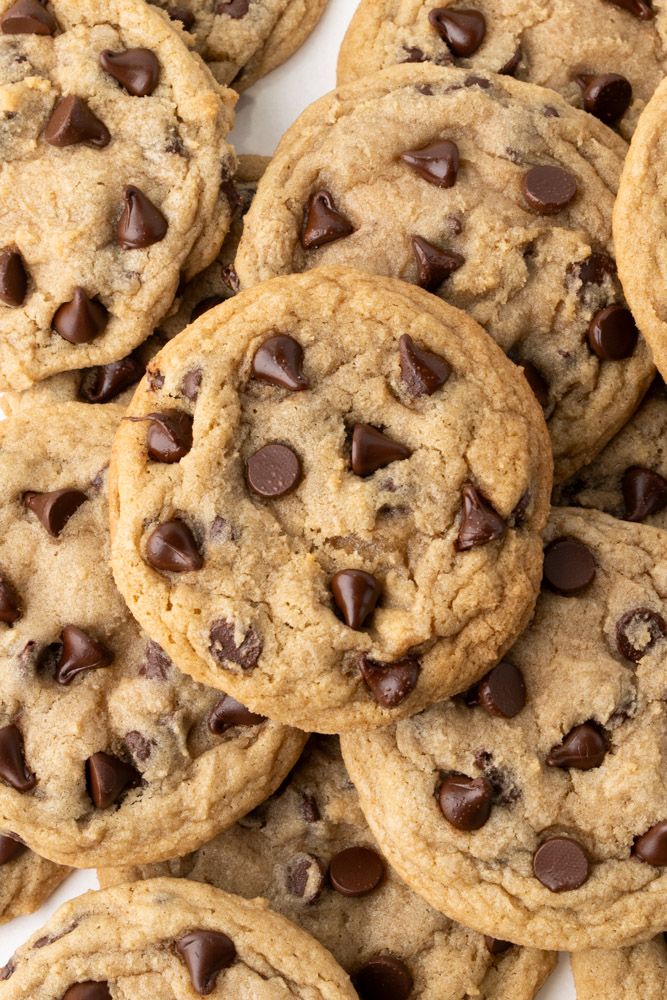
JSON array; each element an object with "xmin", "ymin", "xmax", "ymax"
[{"xmin": 1, "ymin": 1, "xmax": 667, "ymax": 998}]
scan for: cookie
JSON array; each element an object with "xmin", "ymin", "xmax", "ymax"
[
  {"xmin": 235, "ymin": 65, "xmax": 654, "ymax": 482},
  {"xmin": 337, "ymin": 0, "xmax": 667, "ymax": 139},
  {"xmin": 99, "ymin": 737, "xmax": 556, "ymax": 999},
  {"xmin": 342, "ymin": 507, "xmax": 667, "ymax": 951},
  {"xmin": 0, "ymin": 0, "xmax": 236, "ymax": 391},
  {"xmin": 109, "ymin": 266, "xmax": 552, "ymax": 733},
  {"xmin": 0, "ymin": 836, "xmax": 69, "ymax": 924},
  {"xmin": 615, "ymin": 75, "xmax": 667, "ymax": 382},
  {"xmin": 0, "ymin": 401, "xmax": 306, "ymax": 867},
  {"xmin": 554, "ymin": 377, "xmax": 667, "ymax": 528},
  {"xmin": 0, "ymin": 877, "xmax": 357, "ymax": 998},
  {"xmin": 571, "ymin": 937, "xmax": 667, "ymax": 999}
]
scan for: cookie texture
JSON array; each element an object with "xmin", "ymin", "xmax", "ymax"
[
  {"xmin": 99, "ymin": 737, "xmax": 556, "ymax": 998},
  {"xmin": 109, "ymin": 267, "xmax": 552, "ymax": 732},
  {"xmin": 0, "ymin": 838, "xmax": 69, "ymax": 924},
  {"xmin": 0, "ymin": 402, "xmax": 306, "ymax": 867},
  {"xmin": 235, "ymin": 65, "xmax": 653, "ymax": 481},
  {"xmin": 0, "ymin": 0, "xmax": 236, "ymax": 391},
  {"xmin": 342, "ymin": 508, "xmax": 667, "ymax": 951},
  {"xmin": 572, "ymin": 936, "xmax": 667, "ymax": 1000},
  {"xmin": 337, "ymin": 0, "xmax": 667, "ymax": 139},
  {"xmin": 0, "ymin": 878, "xmax": 357, "ymax": 998}
]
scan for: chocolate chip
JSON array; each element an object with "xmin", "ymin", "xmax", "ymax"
[
  {"xmin": 246, "ymin": 443, "xmax": 302, "ymax": 497},
  {"xmin": 543, "ymin": 105, "xmax": 560, "ymax": 118},
  {"xmin": 140, "ymin": 639, "xmax": 172, "ymax": 679},
  {"xmin": 209, "ymin": 619, "xmax": 262, "ymax": 671},
  {"xmin": 85, "ymin": 751, "xmax": 140, "ymax": 808},
  {"xmin": 400, "ymin": 140, "xmax": 459, "ymax": 188},
  {"xmin": 61, "ymin": 985, "xmax": 112, "ymax": 1000},
  {"xmin": 484, "ymin": 937, "xmax": 513, "ymax": 955},
  {"xmin": 216, "ymin": 0, "xmax": 250, "ymax": 14},
  {"xmin": 498, "ymin": 45, "xmax": 521, "ymax": 76},
  {"xmin": 124, "ymin": 731, "xmax": 153, "ymax": 762},
  {"xmin": 166, "ymin": 6, "xmax": 195, "ymax": 28},
  {"xmin": 402, "ymin": 46, "xmax": 427, "ymax": 62},
  {"xmin": 208, "ymin": 694, "xmax": 265, "ymax": 734},
  {"xmin": 456, "ymin": 484, "xmax": 506, "ymax": 551},
  {"xmin": 616, "ymin": 607, "xmax": 667, "ymax": 662},
  {"xmin": 0, "ymin": 834, "xmax": 25, "ymax": 866},
  {"xmin": 80, "ymin": 353, "xmax": 144, "ymax": 403},
  {"xmin": 522, "ymin": 166, "xmax": 577, "ymax": 214},
  {"xmin": 220, "ymin": 264, "xmax": 240, "ymax": 293},
  {"xmin": 140, "ymin": 410, "xmax": 193, "ymax": 463},
  {"xmin": 329, "ymin": 845, "xmax": 385, "ymax": 896},
  {"xmin": 477, "ymin": 661, "xmax": 526, "ymax": 718},
  {"xmin": 252, "ymin": 334, "xmax": 309, "ymax": 391},
  {"xmin": 428, "ymin": 7, "xmax": 486, "ymax": 55},
  {"xmin": 54, "ymin": 626, "xmax": 113, "ymax": 685},
  {"xmin": 359, "ymin": 654, "xmax": 420, "ymax": 707},
  {"xmin": 300, "ymin": 791, "xmax": 320, "ymax": 822},
  {"xmin": 438, "ymin": 774, "xmax": 493, "ymax": 830},
  {"xmin": 634, "ymin": 821, "xmax": 667, "ymax": 865},
  {"xmin": 547, "ymin": 722, "xmax": 608, "ymax": 770},
  {"xmin": 622, "ymin": 466, "xmax": 667, "ymax": 521},
  {"xmin": 52, "ymin": 288, "xmax": 108, "ymax": 344},
  {"xmin": 351, "ymin": 424, "xmax": 411, "ymax": 477},
  {"xmin": 411, "ymin": 235, "xmax": 464, "ymax": 291},
  {"xmin": 0, "ymin": 249, "xmax": 27, "ymax": 306},
  {"xmin": 0, "ymin": 576, "xmax": 20, "ymax": 624},
  {"xmin": 181, "ymin": 368, "xmax": 202, "ymax": 401},
  {"xmin": 0, "ymin": 724, "xmax": 36, "ymax": 792},
  {"xmin": 576, "ymin": 73, "xmax": 632, "ymax": 125},
  {"xmin": 145, "ymin": 519, "xmax": 203, "ymax": 573},
  {"xmin": 607, "ymin": 0, "xmax": 654, "ymax": 18},
  {"xmin": 517, "ymin": 361, "xmax": 549, "ymax": 408},
  {"xmin": 331, "ymin": 569, "xmax": 380, "ymax": 630},
  {"xmin": 191, "ymin": 296, "xmax": 224, "ymax": 322},
  {"xmin": 285, "ymin": 852, "xmax": 326, "ymax": 903},
  {"xmin": 587, "ymin": 305, "xmax": 638, "ymax": 360},
  {"xmin": 175, "ymin": 930, "xmax": 236, "ymax": 994},
  {"xmin": 99, "ymin": 49, "xmax": 160, "ymax": 97},
  {"xmin": 543, "ymin": 537, "xmax": 596, "ymax": 595},
  {"xmin": 569, "ymin": 253, "xmax": 616, "ymax": 287},
  {"xmin": 43, "ymin": 95, "xmax": 110, "ymax": 148},
  {"xmin": 117, "ymin": 186, "xmax": 167, "ymax": 250},
  {"xmin": 1, "ymin": 0, "xmax": 55, "ymax": 34},
  {"xmin": 533, "ymin": 836, "xmax": 590, "ymax": 891},
  {"xmin": 399, "ymin": 333, "xmax": 450, "ymax": 396},
  {"xmin": 0, "ymin": 961, "xmax": 14, "ymax": 981},
  {"xmin": 301, "ymin": 190, "xmax": 354, "ymax": 250},
  {"xmin": 352, "ymin": 956, "xmax": 413, "ymax": 1000},
  {"xmin": 24, "ymin": 488, "xmax": 87, "ymax": 537}
]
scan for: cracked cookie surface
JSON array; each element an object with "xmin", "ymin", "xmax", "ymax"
[{"xmin": 572, "ymin": 936, "xmax": 667, "ymax": 1000}]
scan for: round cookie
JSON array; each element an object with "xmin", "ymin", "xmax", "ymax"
[
  {"xmin": 235, "ymin": 65, "xmax": 654, "ymax": 482},
  {"xmin": 0, "ymin": 0, "xmax": 236, "ymax": 391},
  {"xmin": 99, "ymin": 737, "xmax": 556, "ymax": 999},
  {"xmin": 109, "ymin": 267, "xmax": 552, "ymax": 733},
  {"xmin": 0, "ymin": 878, "xmax": 357, "ymax": 998},
  {"xmin": 615, "ymin": 75, "xmax": 667, "ymax": 381},
  {"xmin": 0, "ymin": 402, "xmax": 306, "ymax": 867},
  {"xmin": 337, "ymin": 0, "xmax": 667, "ymax": 139},
  {"xmin": 0, "ymin": 836, "xmax": 69, "ymax": 924},
  {"xmin": 572, "ymin": 937, "xmax": 667, "ymax": 999},
  {"xmin": 554, "ymin": 377, "xmax": 667, "ymax": 528},
  {"xmin": 342, "ymin": 507, "xmax": 667, "ymax": 951}
]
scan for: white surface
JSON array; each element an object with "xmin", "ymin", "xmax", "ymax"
[{"xmin": 0, "ymin": 3, "xmax": 577, "ymax": 995}]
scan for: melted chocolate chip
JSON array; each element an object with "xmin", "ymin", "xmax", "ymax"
[
  {"xmin": 0, "ymin": 576, "xmax": 21, "ymax": 624},
  {"xmin": 622, "ymin": 466, "xmax": 667, "ymax": 521},
  {"xmin": 498, "ymin": 45, "xmax": 521, "ymax": 76},
  {"xmin": 522, "ymin": 166, "xmax": 577, "ymax": 214},
  {"xmin": 140, "ymin": 640, "xmax": 172, "ymax": 679},
  {"xmin": 607, "ymin": 0, "xmax": 653, "ymax": 18},
  {"xmin": 587, "ymin": 305, "xmax": 638, "ymax": 360},
  {"xmin": 24, "ymin": 488, "xmax": 87, "ymax": 537},
  {"xmin": 0, "ymin": 833, "xmax": 25, "ymax": 865},
  {"xmin": 85, "ymin": 751, "xmax": 140, "ymax": 808},
  {"xmin": 329, "ymin": 845, "xmax": 385, "ymax": 896},
  {"xmin": 252, "ymin": 334, "xmax": 309, "ymax": 391},
  {"xmin": 359, "ymin": 654, "xmax": 420, "ymax": 707},
  {"xmin": 301, "ymin": 190, "xmax": 354, "ymax": 250},
  {"xmin": 0, "ymin": 249, "xmax": 28, "ymax": 306},
  {"xmin": 209, "ymin": 619, "xmax": 262, "ymax": 670},
  {"xmin": 246, "ymin": 443, "xmax": 302, "ymax": 497},
  {"xmin": 546, "ymin": 722, "xmax": 608, "ymax": 770},
  {"xmin": 80, "ymin": 353, "xmax": 144, "ymax": 403},
  {"xmin": 208, "ymin": 694, "xmax": 265, "ymax": 734},
  {"xmin": 138, "ymin": 409, "xmax": 194, "ymax": 463},
  {"xmin": 61, "ymin": 985, "xmax": 112, "ymax": 1000},
  {"xmin": 300, "ymin": 791, "xmax": 320, "ymax": 823},
  {"xmin": 518, "ymin": 361, "xmax": 549, "ymax": 408},
  {"xmin": 400, "ymin": 139, "xmax": 459, "ymax": 187},
  {"xmin": 117, "ymin": 186, "xmax": 168, "ymax": 249},
  {"xmin": 352, "ymin": 956, "xmax": 414, "ymax": 1000},
  {"xmin": 399, "ymin": 333, "xmax": 450, "ymax": 396},
  {"xmin": 99, "ymin": 49, "xmax": 160, "ymax": 96},
  {"xmin": 456, "ymin": 484, "xmax": 506, "ymax": 550},
  {"xmin": 145, "ymin": 519, "xmax": 203, "ymax": 573},
  {"xmin": 576, "ymin": 73, "xmax": 632, "ymax": 125},
  {"xmin": 52, "ymin": 288, "xmax": 108, "ymax": 344},
  {"xmin": 43, "ymin": 96, "xmax": 110, "ymax": 148},
  {"xmin": 569, "ymin": 252, "xmax": 616, "ymax": 287},
  {"xmin": 166, "ymin": 6, "xmax": 195, "ymax": 28},
  {"xmin": 543, "ymin": 537, "xmax": 596, "ymax": 595},
  {"xmin": 175, "ymin": 930, "xmax": 236, "ymax": 994},
  {"xmin": 124, "ymin": 731, "xmax": 153, "ymax": 762},
  {"xmin": 0, "ymin": 724, "xmax": 36, "ymax": 791},
  {"xmin": 634, "ymin": 821, "xmax": 667, "ymax": 865},
  {"xmin": 55, "ymin": 626, "xmax": 113, "ymax": 685},
  {"xmin": 477, "ymin": 661, "xmax": 526, "ymax": 718},
  {"xmin": 616, "ymin": 607, "xmax": 667, "ymax": 662},
  {"xmin": 285, "ymin": 852, "xmax": 326, "ymax": 903},
  {"xmin": 331, "ymin": 569, "xmax": 380, "ymax": 630},
  {"xmin": 216, "ymin": 0, "xmax": 250, "ymax": 14},
  {"xmin": 1, "ymin": 0, "xmax": 55, "ymax": 34},
  {"xmin": 351, "ymin": 424, "xmax": 411, "ymax": 476},
  {"xmin": 181, "ymin": 368, "xmax": 202, "ymax": 401},
  {"xmin": 533, "ymin": 836, "xmax": 590, "ymax": 891},
  {"xmin": 438, "ymin": 773, "xmax": 493, "ymax": 830},
  {"xmin": 411, "ymin": 235, "xmax": 464, "ymax": 291},
  {"xmin": 428, "ymin": 7, "xmax": 486, "ymax": 55},
  {"xmin": 485, "ymin": 937, "xmax": 513, "ymax": 955}
]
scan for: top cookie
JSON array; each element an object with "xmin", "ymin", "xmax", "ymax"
[
  {"xmin": 110, "ymin": 267, "xmax": 552, "ymax": 733},
  {"xmin": 0, "ymin": 0, "xmax": 236, "ymax": 391},
  {"xmin": 337, "ymin": 0, "xmax": 667, "ymax": 139},
  {"xmin": 572, "ymin": 937, "xmax": 667, "ymax": 1000},
  {"xmin": 235, "ymin": 65, "xmax": 654, "ymax": 482}
]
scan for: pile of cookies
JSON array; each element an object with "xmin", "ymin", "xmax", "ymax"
[{"xmin": 2, "ymin": 0, "xmax": 667, "ymax": 997}]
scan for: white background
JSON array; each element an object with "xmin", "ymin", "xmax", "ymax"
[{"xmin": 0, "ymin": 1, "xmax": 576, "ymax": 994}]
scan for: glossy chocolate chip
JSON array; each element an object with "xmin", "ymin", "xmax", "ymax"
[
  {"xmin": 399, "ymin": 333, "xmax": 450, "ymax": 396},
  {"xmin": 85, "ymin": 751, "xmax": 140, "ymax": 808},
  {"xmin": 331, "ymin": 569, "xmax": 380, "ymax": 630},
  {"xmin": 216, "ymin": 0, "xmax": 250, "ymax": 15},
  {"xmin": 456, "ymin": 484, "xmax": 506, "ymax": 551},
  {"xmin": 0, "ymin": 724, "xmax": 36, "ymax": 792},
  {"xmin": 208, "ymin": 694, "xmax": 265, "ymax": 734},
  {"xmin": 484, "ymin": 937, "xmax": 513, "ymax": 955},
  {"xmin": 24, "ymin": 488, "xmax": 87, "ymax": 537},
  {"xmin": 54, "ymin": 626, "xmax": 113, "ymax": 685},
  {"xmin": 1, "ymin": 0, "xmax": 55, "ymax": 34},
  {"xmin": 498, "ymin": 45, "xmax": 521, "ymax": 76},
  {"xmin": 351, "ymin": 424, "xmax": 411, "ymax": 477},
  {"xmin": 145, "ymin": 519, "xmax": 203, "ymax": 573},
  {"xmin": 477, "ymin": 661, "xmax": 526, "ymax": 718},
  {"xmin": 576, "ymin": 73, "xmax": 632, "ymax": 125},
  {"xmin": 533, "ymin": 836, "xmax": 590, "ymax": 891},
  {"xmin": 547, "ymin": 723, "xmax": 608, "ymax": 770},
  {"xmin": 285, "ymin": 852, "xmax": 326, "ymax": 903},
  {"xmin": 175, "ymin": 930, "xmax": 236, "ymax": 994},
  {"xmin": 252, "ymin": 334, "xmax": 309, "ymax": 391},
  {"xmin": 634, "ymin": 821, "xmax": 667, "ymax": 865},
  {"xmin": 44, "ymin": 96, "xmax": 110, "ymax": 148},
  {"xmin": 80, "ymin": 353, "xmax": 144, "ymax": 403},
  {"xmin": 142, "ymin": 410, "xmax": 193, "ymax": 463},
  {"xmin": 0, "ymin": 834, "xmax": 25, "ymax": 866},
  {"xmin": 246, "ymin": 443, "xmax": 302, "ymax": 497},
  {"xmin": 428, "ymin": 7, "xmax": 486, "ymax": 55},
  {"xmin": 329, "ymin": 845, "xmax": 385, "ymax": 896},
  {"xmin": 518, "ymin": 361, "xmax": 549, "ymax": 408},
  {"xmin": 181, "ymin": 368, "xmax": 202, "ymax": 401},
  {"xmin": 359, "ymin": 655, "xmax": 420, "ymax": 707},
  {"xmin": 190, "ymin": 296, "xmax": 224, "ymax": 322},
  {"xmin": 0, "ymin": 576, "xmax": 21, "ymax": 624},
  {"xmin": 438, "ymin": 774, "xmax": 493, "ymax": 830},
  {"xmin": 543, "ymin": 537, "xmax": 595, "ymax": 595},
  {"xmin": 209, "ymin": 619, "xmax": 262, "ymax": 670},
  {"xmin": 400, "ymin": 140, "xmax": 459, "ymax": 187},
  {"xmin": 301, "ymin": 190, "xmax": 354, "ymax": 250},
  {"xmin": 99, "ymin": 48, "xmax": 160, "ymax": 96},
  {"xmin": 412, "ymin": 235, "xmax": 464, "ymax": 291},
  {"xmin": 522, "ymin": 166, "xmax": 577, "ymax": 214},
  {"xmin": 52, "ymin": 288, "xmax": 108, "ymax": 344},
  {"xmin": 61, "ymin": 984, "xmax": 112, "ymax": 1000},
  {"xmin": 117, "ymin": 186, "xmax": 167, "ymax": 249},
  {"xmin": 0, "ymin": 249, "xmax": 28, "ymax": 306},
  {"xmin": 607, "ymin": 0, "xmax": 653, "ymax": 18},
  {"xmin": 587, "ymin": 305, "xmax": 638, "ymax": 360},
  {"xmin": 616, "ymin": 607, "xmax": 667, "ymax": 662},
  {"xmin": 140, "ymin": 640, "xmax": 172, "ymax": 679},
  {"xmin": 622, "ymin": 466, "xmax": 667, "ymax": 521},
  {"xmin": 352, "ymin": 956, "xmax": 414, "ymax": 1000}
]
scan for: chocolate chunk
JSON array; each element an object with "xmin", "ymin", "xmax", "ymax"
[
  {"xmin": 208, "ymin": 694, "xmax": 265, "ymax": 734},
  {"xmin": 62, "ymin": 985, "xmax": 112, "ymax": 1000},
  {"xmin": 252, "ymin": 334, "xmax": 309, "ymax": 391},
  {"xmin": 0, "ymin": 724, "xmax": 36, "ymax": 792},
  {"xmin": 587, "ymin": 305, "xmax": 638, "ymax": 360},
  {"xmin": 329, "ymin": 845, "xmax": 385, "ymax": 896},
  {"xmin": 569, "ymin": 252, "xmax": 616, "ymax": 287},
  {"xmin": 331, "ymin": 569, "xmax": 381, "ymax": 630},
  {"xmin": 209, "ymin": 619, "xmax": 262, "ymax": 671},
  {"xmin": 0, "ymin": 834, "xmax": 25, "ymax": 865},
  {"xmin": 456, "ymin": 484, "xmax": 506, "ymax": 550},
  {"xmin": 634, "ymin": 821, "xmax": 667, "ymax": 865},
  {"xmin": 166, "ymin": 6, "xmax": 195, "ymax": 28},
  {"xmin": 498, "ymin": 45, "xmax": 521, "ymax": 76},
  {"xmin": 285, "ymin": 852, "xmax": 326, "ymax": 903},
  {"xmin": 616, "ymin": 607, "xmax": 667, "ymax": 662},
  {"xmin": 411, "ymin": 235, "xmax": 464, "ymax": 291},
  {"xmin": 0, "ymin": 576, "xmax": 21, "ymax": 624},
  {"xmin": 522, "ymin": 166, "xmax": 577, "ymax": 214},
  {"xmin": 52, "ymin": 288, "xmax": 108, "ymax": 344},
  {"xmin": 43, "ymin": 96, "xmax": 110, "ymax": 148},
  {"xmin": 81, "ymin": 353, "xmax": 144, "ymax": 403},
  {"xmin": 99, "ymin": 48, "xmax": 160, "ymax": 97},
  {"xmin": 301, "ymin": 190, "xmax": 354, "ymax": 250},
  {"xmin": 117, "ymin": 186, "xmax": 167, "ymax": 250},
  {"xmin": 428, "ymin": 7, "xmax": 486, "ymax": 55},
  {"xmin": 24, "ymin": 488, "xmax": 87, "ymax": 537},
  {"xmin": 191, "ymin": 296, "xmax": 224, "ymax": 322},
  {"xmin": 216, "ymin": 0, "xmax": 250, "ymax": 15},
  {"xmin": 139, "ymin": 409, "xmax": 193, "ymax": 463},
  {"xmin": 140, "ymin": 639, "xmax": 172, "ymax": 679},
  {"xmin": 477, "ymin": 661, "xmax": 526, "ymax": 718},
  {"xmin": 400, "ymin": 140, "xmax": 459, "ymax": 187},
  {"xmin": 533, "ymin": 836, "xmax": 590, "ymax": 891},
  {"xmin": 246, "ymin": 443, "xmax": 302, "ymax": 497},
  {"xmin": 352, "ymin": 956, "xmax": 414, "ymax": 1000},
  {"xmin": 438, "ymin": 774, "xmax": 493, "ymax": 830},
  {"xmin": 0, "ymin": 249, "xmax": 28, "ymax": 306},
  {"xmin": 399, "ymin": 333, "xmax": 450, "ymax": 396},
  {"xmin": 517, "ymin": 361, "xmax": 549, "ymax": 408},
  {"xmin": 622, "ymin": 466, "xmax": 667, "ymax": 521},
  {"xmin": 547, "ymin": 722, "xmax": 608, "ymax": 770},
  {"xmin": 576, "ymin": 73, "xmax": 632, "ymax": 125},
  {"xmin": 175, "ymin": 930, "xmax": 236, "ymax": 994},
  {"xmin": 55, "ymin": 626, "xmax": 113, "ymax": 685},
  {"xmin": 351, "ymin": 423, "xmax": 411, "ymax": 476},
  {"xmin": 607, "ymin": 0, "xmax": 654, "ymax": 18},
  {"xmin": 359, "ymin": 654, "xmax": 420, "ymax": 707},
  {"xmin": 85, "ymin": 751, "xmax": 140, "ymax": 808},
  {"xmin": 145, "ymin": 519, "xmax": 203, "ymax": 573},
  {"xmin": 543, "ymin": 536, "xmax": 596, "ymax": 595},
  {"xmin": 484, "ymin": 937, "xmax": 513, "ymax": 955},
  {"xmin": 181, "ymin": 368, "xmax": 202, "ymax": 401},
  {"xmin": 1, "ymin": 0, "xmax": 55, "ymax": 34}
]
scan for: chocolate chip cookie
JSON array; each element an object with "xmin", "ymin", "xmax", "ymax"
[
  {"xmin": 0, "ymin": 401, "xmax": 306, "ymax": 867},
  {"xmin": 337, "ymin": 0, "xmax": 666, "ymax": 139},
  {"xmin": 0, "ymin": 836, "xmax": 69, "ymax": 923},
  {"xmin": 572, "ymin": 937, "xmax": 667, "ymax": 999},
  {"xmin": 99, "ymin": 737, "xmax": 556, "ymax": 999},
  {"xmin": 0, "ymin": 0, "xmax": 236, "ymax": 391},
  {"xmin": 109, "ymin": 267, "xmax": 552, "ymax": 732},
  {"xmin": 0, "ymin": 878, "xmax": 357, "ymax": 998},
  {"xmin": 342, "ymin": 507, "xmax": 667, "ymax": 951},
  {"xmin": 235, "ymin": 65, "xmax": 654, "ymax": 481}
]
